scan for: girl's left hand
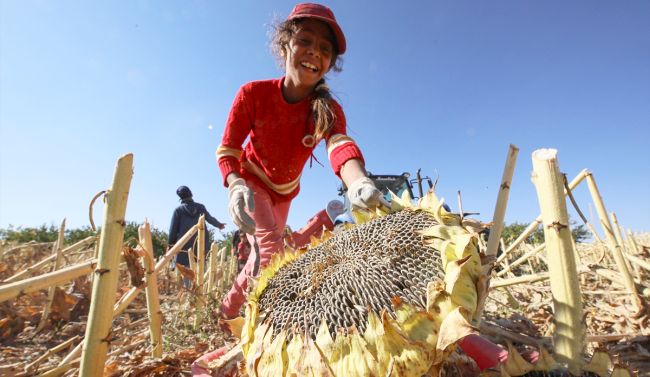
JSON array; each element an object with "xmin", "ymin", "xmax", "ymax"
[{"xmin": 347, "ymin": 177, "xmax": 390, "ymax": 211}]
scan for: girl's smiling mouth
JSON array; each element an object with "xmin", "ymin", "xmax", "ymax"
[{"xmin": 301, "ymin": 61, "xmax": 318, "ymax": 72}]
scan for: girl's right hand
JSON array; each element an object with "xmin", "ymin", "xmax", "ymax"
[{"xmin": 227, "ymin": 178, "xmax": 256, "ymax": 234}]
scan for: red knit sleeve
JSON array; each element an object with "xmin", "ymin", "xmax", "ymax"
[
  {"xmin": 325, "ymin": 102, "xmax": 365, "ymax": 178},
  {"xmin": 217, "ymin": 84, "xmax": 254, "ymax": 186}
]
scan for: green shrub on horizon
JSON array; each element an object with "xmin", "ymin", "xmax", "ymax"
[
  {"xmin": 0, "ymin": 222, "xmax": 237, "ymax": 259},
  {"xmin": 502, "ymin": 220, "xmax": 590, "ymax": 245},
  {"xmin": 1, "ymin": 222, "xmax": 168, "ymax": 258}
]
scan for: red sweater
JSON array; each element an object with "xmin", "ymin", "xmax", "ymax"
[{"xmin": 217, "ymin": 77, "xmax": 364, "ymax": 202}]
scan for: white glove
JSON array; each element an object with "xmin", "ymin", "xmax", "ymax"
[
  {"xmin": 347, "ymin": 177, "xmax": 390, "ymax": 211},
  {"xmin": 228, "ymin": 178, "xmax": 256, "ymax": 234}
]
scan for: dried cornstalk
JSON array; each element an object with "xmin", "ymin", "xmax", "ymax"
[
  {"xmin": 585, "ymin": 172, "xmax": 640, "ymax": 312},
  {"xmin": 491, "ymin": 272, "xmax": 550, "ymax": 288},
  {"xmin": 228, "ymin": 248, "xmax": 237, "ymax": 285},
  {"xmin": 531, "ymin": 148, "xmax": 584, "ymax": 373},
  {"xmin": 623, "ymin": 252, "xmax": 650, "ymax": 273},
  {"xmin": 2, "ymin": 241, "xmax": 51, "ymax": 256},
  {"xmin": 194, "ymin": 215, "xmax": 206, "ymax": 330},
  {"xmin": 188, "ymin": 246, "xmax": 196, "ymax": 275},
  {"xmin": 217, "ymin": 246, "xmax": 227, "ymax": 293},
  {"xmin": 206, "ymin": 243, "xmax": 219, "ymax": 296},
  {"xmin": 40, "ymin": 339, "xmax": 147, "ymax": 377},
  {"xmin": 476, "ymin": 144, "xmax": 518, "ymax": 325},
  {"xmin": 36, "ymin": 218, "xmax": 66, "ymax": 332},
  {"xmin": 113, "ymin": 286, "xmax": 142, "ymax": 317},
  {"xmin": 55, "ymin": 285, "xmax": 146, "ymax": 372},
  {"xmin": 497, "ymin": 168, "xmax": 589, "ymax": 265},
  {"xmin": 3, "ymin": 236, "xmax": 96, "ymax": 284},
  {"xmin": 24, "ymin": 335, "xmax": 80, "ymax": 374},
  {"xmin": 139, "ymin": 221, "xmax": 163, "ymax": 358},
  {"xmin": 496, "ymin": 243, "xmax": 545, "ymax": 277},
  {"xmin": 627, "ymin": 230, "xmax": 641, "ymax": 254},
  {"xmin": 80, "ymin": 153, "xmax": 134, "ymax": 377},
  {"xmin": 486, "ymin": 144, "xmax": 518, "ymax": 259},
  {"xmin": 0, "ymin": 259, "xmax": 97, "ymax": 303},
  {"xmin": 610, "ymin": 212, "xmax": 638, "ymax": 279}
]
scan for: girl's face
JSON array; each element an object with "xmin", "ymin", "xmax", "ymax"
[{"xmin": 284, "ymin": 19, "xmax": 335, "ymax": 94}]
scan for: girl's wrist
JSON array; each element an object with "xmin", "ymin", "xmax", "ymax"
[{"xmin": 226, "ymin": 172, "xmax": 242, "ymax": 186}]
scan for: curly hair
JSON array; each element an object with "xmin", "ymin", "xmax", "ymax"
[{"xmin": 271, "ymin": 18, "xmax": 343, "ymax": 141}]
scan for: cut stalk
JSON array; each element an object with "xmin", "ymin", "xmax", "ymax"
[
  {"xmin": 531, "ymin": 148, "xmax": 584, "ymax": 373},
  {"xmin": 79, "ymin": 153, "xmax": 134, "ymax": 377},
  {"xmin": 194, "ymin": 215, "xmax": 206, "ymax": 330},
  {"xmin": 624, "ymin": 252, "xmax": 650, "ymax": 273},
  {"xmin": 139, "ymin": 221, "xmax": 163, "ymax": 358},
  {"xmin": 627, "ymin": 230, "xmax": 641, "ymax": 254},
  {"xmin": 154, "ymin": 224, "xmax": 198, "ymax": 274},
  {"xmin": 485, "ymin": 144, "xmax": 519, "ymax": 258},
  {"xmin": 585, "ymin": 172, "xmax": 640, "ymax": 312},
  {"xmin": 188, "ymin": 246, "xmax": 196, "ymax": 275},
  {"xmin": 610, "ymin": 212, "xmax": 638, "ymax": 278},
  {"xmin": 217, "ymin": 246, "xmax": 226, "ymax": 293},
  {"xmin": 3, "ymin": 236, "xmax": 96, "ymax": 284},
  {"xmin": 0, "ymin": 259, "xmax": 97, "ymax": 303},
  {"xmin": 497, "ymin": 169, "xmax": 589, "ymax": 264},
  {"xmin": 57, "ymin": 284, "xmax": 147, "ymax": 371},
  {"xmin": 496, "ymin": 243, "xmax": 545, "ymax": 277},
  {"xmin": 476, "ymin": 145, "xmax": 518, "ymax": 325},
  {"xmin": 491, "ymin": 272, "xmax": 550, "ymax": 288},
  {"xmin": 24, "ymin": 335, "xmax": 79, "ymax": 374},
  {"xmin": 36, "ymin": 218, "xmax": 66, "ymax": 332},
  {"xmin": 206, "ymin": 242, "xmax": 218, "ymax": 296}
]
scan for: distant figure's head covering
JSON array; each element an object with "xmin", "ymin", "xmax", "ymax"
[{"xmin": 176, "ymin": 186, "xmax": 193, "ymax": 200}]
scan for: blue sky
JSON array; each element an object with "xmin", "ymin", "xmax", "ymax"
[{"xmin": 1, "ymin": 1, "xmax": 649, "ymax": 239}]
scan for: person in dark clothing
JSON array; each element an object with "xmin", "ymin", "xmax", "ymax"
[
  {"xmin": 232, "ymin": 229, "xmax": 251, "ymax": 273},
  {"xmin": 168, "ymin": 185, "xmax": 226, "ymax": 268}
]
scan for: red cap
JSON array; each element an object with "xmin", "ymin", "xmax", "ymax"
[{"xmin": 288, "ymin": 3, "xmax": 346, "ymax": 54}]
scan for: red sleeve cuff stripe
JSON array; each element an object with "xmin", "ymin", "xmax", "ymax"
[
  {"xmin": 329, "ymin": 143, "xmax": 365, "ymax": 177},
  {"xmin": 218, "ymin": 157, "xmax": 241, "ymax": 187}
]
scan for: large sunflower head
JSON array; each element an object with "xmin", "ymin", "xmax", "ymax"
[{"xmin": 231, "ymin": 190, "xmax": 490, "ymax": 376}]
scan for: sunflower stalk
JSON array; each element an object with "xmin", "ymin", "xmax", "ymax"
[
  {"xmin": 531, "ymin": 148, "xmax": 584, "ymax": 374},
  {"xmin": 2, "ymin": 236, "xmax": 96, "ymax": 284},
  {"xmin": 610, "ymin": 212, "xmax": 638, "ymax": 279},
  {"xmin": 0, "ymin": 259, "xmax": 97, "ymax": 303},
  {"xmin": 36, "ymin": 217, "xmax": 66, "ymax": 332},
  {"xmin": 139, "ymin": 220, "xmax": 163, "ymax": 357},
  {"xmin": 206, "ymin": 243, "xmax": 219, "ymax": 296},
  {"xmin": 79, "ymin": 153, "xmax": 134, "ymax": 377},
  {"xmin": 496, "ymin": 243, "xmax": 545, "ymax": 277},
  {"xmin": 497, "ymin": 168, "xmax": 589, "ymax": 266},
  {"xmin": 585, "ymin": 172, "xmax": 641, "ymax": 313},
  {"xmin": 194, "ymin": 215, "xmax": 206, "ymax": 330},
  {"xmin": 478, "ymin": 144, "xmax": 518, "ymax": 325}
]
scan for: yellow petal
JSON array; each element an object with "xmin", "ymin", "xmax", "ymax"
[
  {"xmin": 435, "ymin": 307, "xmax": 476, "ymax": 362},
  {"xmin": 222, "ymin": 316, "xmax": 245, "ymax": 339},
  {"xmin": 502, "ymin": 341, "xmax": 534, "ymax": 376},
  {"xmin": 314, "ymin": 318, "xmax": 334, "ymax": 358},
  {"xmin": 394, "ymin": 299, "xmax": 438, "ymax": 346},
  {"xmin": 611, "ymin": 367, "xmax": 633, "ymax": 377},
  {"xmin": 583, "ymin": 348, "xmax": 613, "ymax": 376},
  {"xmin": 245, "ymin": 322, "xmax": 271, "ymax": 377},
  {"xmin": 296, "ymin": 334, "xmax": 335, "ymax": 377},
  {"xmin": 256, "ymin": 329, "xmax": 287, "ymax": 377},
  {"xmin": 531, "ymin": 347, "xmax": 557, "ymax": 371},
  {"xmin": 373, "ymin": 310, "xmax": 433, "ymax": 377}
]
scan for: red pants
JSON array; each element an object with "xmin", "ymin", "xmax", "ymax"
[{"xmin": 220, "ymin": 179, "xmax": 291, "ymax": 318}]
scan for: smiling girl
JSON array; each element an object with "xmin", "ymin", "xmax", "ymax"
[{"xmin": 216, "ymin": 3, "xmax": 387, "ymax": 321}]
